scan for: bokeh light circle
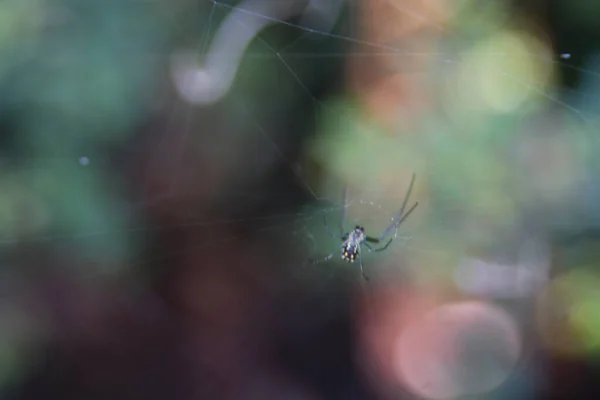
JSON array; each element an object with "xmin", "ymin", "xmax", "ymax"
[{"xmin": 395, "ymin": 300, "xmax": 522, "ymax": 399}]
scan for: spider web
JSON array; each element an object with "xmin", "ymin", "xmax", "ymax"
[
  {"xmin": 1, "ymin": 0, "xmax": 597, "ymax": 295},
  {"xmin": 155, "ymin": 0, "xmax": 587, "ymax": 290},
  {"xmin": 3, "ymin": 4, "xmax": 599, "ymax": 400}
]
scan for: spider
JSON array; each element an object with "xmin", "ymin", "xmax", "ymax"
[{"xmin": 312, "ymin": 173, "xmax": 419, "ymax": 281}]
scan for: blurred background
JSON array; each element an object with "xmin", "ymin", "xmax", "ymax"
[{"xmin": 1, "ymin": 0, "xmax": 600, "ymax": 399}]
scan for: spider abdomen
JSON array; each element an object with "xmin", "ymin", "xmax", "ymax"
[{"xmin": 342, "ymin": 242, "xmax": 358, "ymax": 263}]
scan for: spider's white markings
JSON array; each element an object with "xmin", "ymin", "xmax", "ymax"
[
  {"xmin": 312, "ymin": 173, "xmax": 419, "ymax": 281},
  {"xmin": 171, "ymin": 0, "xmax": 342, "ymax": 105}
]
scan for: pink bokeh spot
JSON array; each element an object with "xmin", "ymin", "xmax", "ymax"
[{"xmin": 395, "ymin": 301, "xmax": 522, "ymax": 399}]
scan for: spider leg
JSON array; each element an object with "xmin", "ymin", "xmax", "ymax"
[
  {"xmin": 364, "ymin": 238, "xmax": 394, "ymax": 252},
  {"xmin": 378, "ymin": 173, "xmax": 418, "ymax": 242},
  {"xmin": 372, "ymin": 200, "xmax": 418, "ymax": 245},
  {"xmin": 358, "ymin": 244, "xmax": 369, "ymax": 280},
  {"xmin": 365, "ymin": 202, "xmax": 418, "ymax": 247},
  {"xmin": 312, "ymin": 241, "xmax": 349, "ymax": 264},
  {"xmin": 311, "ymin": 252, "xmax": 336, "ymax": 264}
]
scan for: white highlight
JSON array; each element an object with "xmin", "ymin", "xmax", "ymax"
[
  {"xmin": 454, "ymin": 239, "xmax": 550, "ymax": 299},
  {"xmin": 171, "ymin": 0, "xmax": 342, "ymax": 105}
]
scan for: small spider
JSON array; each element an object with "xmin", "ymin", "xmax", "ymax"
[{"xmin": 312, "ymin": 173, "xmax": 419, "ymax": 281}]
